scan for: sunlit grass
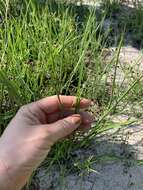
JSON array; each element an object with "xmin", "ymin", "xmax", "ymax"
[{"xmin": 0, "ymin": 0, "xmax": 143, "ymax": 188}]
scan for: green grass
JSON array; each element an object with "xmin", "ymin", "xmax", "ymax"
[
  {"xmin": 0, "ymin": 0, "xmax": 106, "ymax": 129},
  {"xmin": 0, "ymin": 0, "xmax": 143, "ymax": 189}
]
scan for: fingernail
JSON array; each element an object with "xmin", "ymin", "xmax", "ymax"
[
  {"xmin": 85, "ymin": 119, "xmax": 92, "ymax": 124},
  {"xmin": 81, "ymin": 99, "xmax": 91, "ymax": 105},
  {"xmin": 72, "ymin": 98, "xmax": 91, "ymax": 108},
  {"xmin": 72, "ymin": 114, "xmax": 81, "ymax": 125},
  {"xmin": 85, "ymin": 116, "xmax": 94, "ymax": 124}
]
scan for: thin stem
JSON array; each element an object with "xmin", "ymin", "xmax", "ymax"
[{"xmin": 84, "ymin": 74, "xmax": 143, "ymax": 142}]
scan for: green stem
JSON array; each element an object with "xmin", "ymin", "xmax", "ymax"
[{"xmin": 84, "ymin": 74, "xmax": 143, "ymax": 142}]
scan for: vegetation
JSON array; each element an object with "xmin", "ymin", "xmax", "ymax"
[{"xmin": 0, "ymin": 0, "xmax": 143, "ymax": 188}]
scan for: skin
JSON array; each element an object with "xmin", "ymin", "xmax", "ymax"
[{"xmin": 0, "ymin": 95, "xmax": 93, "ymax": 190}]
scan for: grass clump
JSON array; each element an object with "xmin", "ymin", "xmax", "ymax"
[
  {"xmin": 0, "ymin": 0, "xmax": 106, "ymax": 132},
  {"xmin": 0, "ymin": 0, "xmax": 143, "ymax": 188}
]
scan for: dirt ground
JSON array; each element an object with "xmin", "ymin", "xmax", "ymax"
[{"xmin": 34, "ymin": 119, "xmax": 143, "ymax": 190}]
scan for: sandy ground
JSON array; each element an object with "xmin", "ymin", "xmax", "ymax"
[
  {"xmin": 33, "ymin": 119, "xmax": 143, "ymax": 190},
  {"xmin": 76, "ymin": 0, "xmax": 143, "ymax": 7}
]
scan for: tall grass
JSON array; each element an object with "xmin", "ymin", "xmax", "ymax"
[
  {"xmin": 0, "ymin": 0, "xmax": 104, "ymax": 128},
  {"xmin": 0, "ymin": 0, "xmax": 143, "ymax": 187}
]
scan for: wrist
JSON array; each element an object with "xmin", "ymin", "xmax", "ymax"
[
  {"xmin": 0, "ymin": 154, "xmax": 15, "ymax": 190},
  {"xmin": 0, "ymin": 139, "xmax": 30, "ymax": 190}
]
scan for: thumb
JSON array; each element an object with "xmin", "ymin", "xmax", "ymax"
[{"xmin": 46, "ymin": 114, "xmax": 81, "ymax": 143}]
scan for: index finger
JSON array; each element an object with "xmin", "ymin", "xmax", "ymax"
[{"xmin": 36, "ymin": 95, "xmax": 91, "ymax": 114}]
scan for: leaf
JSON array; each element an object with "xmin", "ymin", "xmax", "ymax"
[{"xmin": 0, "ymin": 70, "xmax": 23, "ymax": 105}]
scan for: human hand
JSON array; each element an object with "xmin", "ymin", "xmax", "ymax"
[{"xmin": 0, "ymin": 95, "xmax": 93, "ymax": 190}]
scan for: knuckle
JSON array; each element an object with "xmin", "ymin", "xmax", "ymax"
[
  {"xmin": 61, "ymin": 119, "xmax": 71, "ymax": 134},
  {"xmin": 18, "ymin": 103, "xmax": 41, "ymax": 124},
  {"xmin": 18, "ymin": 103, "xmax": 33, "ymax": 116},
  {"xmin": 19, "ymin": 104, "xmax": 29, "ymax": 114}
]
